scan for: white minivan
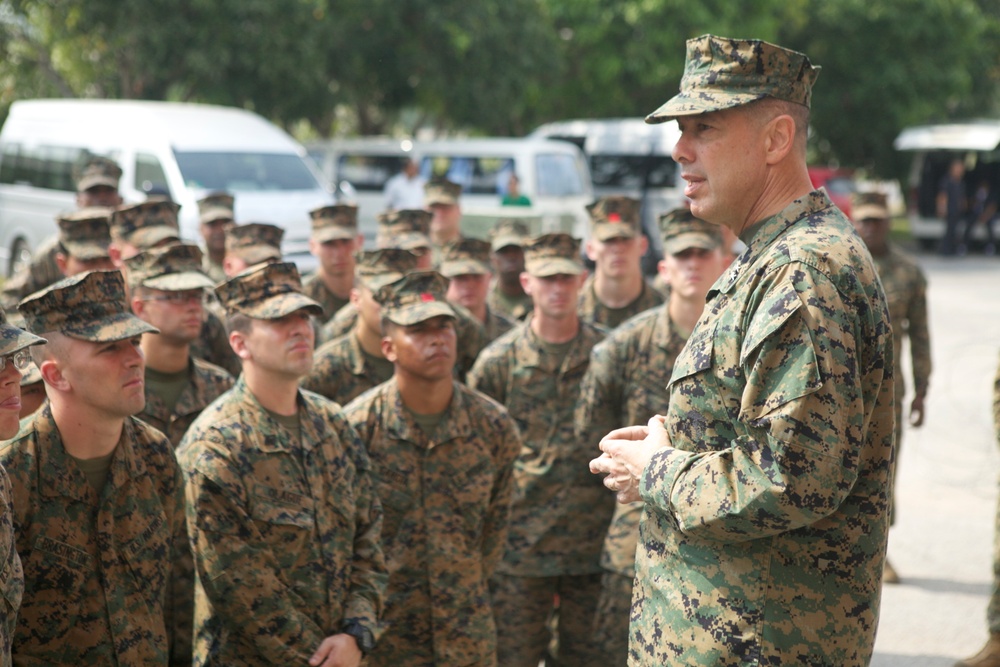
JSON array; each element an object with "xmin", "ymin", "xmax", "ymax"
[
  {"xmin": 0, "ymin": 99, "xmax": 332, "ymax": 275},
  {"xmin": 306, "ymin": 136, "xmax": 593, "ymax": 245}
]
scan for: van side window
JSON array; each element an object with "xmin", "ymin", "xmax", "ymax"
[
  {"xmin": 0, "ymin": 143, "xmax": 81, "ymax": 192},
  {"xmin": 590, "ymin": 155, "xmax": 677, "ymax": 190},
  {"xmin": 135, "ymin": 152, "xmax": 171, "ymax": 197},
  {"xmin": 337, "ymin": 155, "xmax": 406, "ymax": 192},
  {"xmin": 536, "ymin": 154, "xmax": 586, "ymax": 197},
  {"xmin": 421, "ymin": 156, "xmax": 514, "ymax": 195}
]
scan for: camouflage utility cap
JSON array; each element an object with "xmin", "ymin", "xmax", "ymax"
[
  {"xmin": 378, "ymin": 270, "xmax": 455, "ymax": 326},
  {"xmin": 490, "ymin": 218, "xmax": 530, "ymax": 251},
  {"xmin": 125, "ymin": 242, "xmax": 216, "ymax": 292},
  {"xmin": 19, "ymin": 270, "xmax": 158, "ymax": 342},
  {"xmin": 0, "ymin": 305, "xmax": 46, "ymax": 358},
  {"xmin": 309, "ymin": 204, "xmax": 359, "ymax": 243},
  {"xmin": 377, "ymin": 209, "xmax": 432, "ymax": 251},
  {"xmin": 111, "ymin": 199, "xmax": 181, "ymax": 249},
  {"xmin": 225, "ymin": 223, "xmax": 284, "ymax": 265},
  {"xmin": 424, "ymin": 178, "xmax": 462, "ymax": 207},
  {"xmin": 524, "ymin": 233, "xmax": 584, "ymax": 277},
  {"xmin": 216, "ymin": 261, "xmax": 323, "ymax": 320},
  {"xmin": 852, "ymin": 192, "xmax": 890, "ymax": 221},
  {"xmin": 75, "ymin": 156, "xmax": 122, "ymax": 192},
  {"xmin": 659, "ymin": 207, "xmax": 723, "ymax": 254},
  {"xmin": 19, "ymin": 360, "xmax": 42, "ymax": 386},
  {"xmin": 356, "ymin": 248, "xmax": 420, "ymax": 291},
  {"xmin": 587, "ymin": 196, "xmax": 641, "ymax": 241},
  {"xmin": 441, "ymin": 238, "xmax": 492, "ymax": 277},
  {"xmin": 58, "ymin": 207, "xmax": 113, "ymax": 260},
  {"xmin": 646, "ymin": 34, "xmax": 820, "ymax": 123},
  {"xmin": 198, "ymin": 192, "xmax": 235, "ymax": 225}
]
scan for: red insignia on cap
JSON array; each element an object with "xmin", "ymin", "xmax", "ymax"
[
  {"xmin": 420, "ymin": 292, "xmax": 434, "ymax": 302},
  {"xmin": 608, "ymin": 213, "xmax": 622, "ymax": 223}
]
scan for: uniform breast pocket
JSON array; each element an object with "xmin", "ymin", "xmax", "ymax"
[
  {"xmin": 373, "ymin": 477, "xmax": 414, "ymax": 553},
  {"xmin": 665, "ymin": 323, "xmax": 725, "ymax": 450},
  {"xmin": 250, "ymin": 485, "xmax": 317, "ymax": 563},
  {"xmin": 121, "ymin": 513, "xmax": 170, "ymax": 610},
  {"xmin": 448, "ymin": 457, "xmax": 495, "ymax": 545},
  {"xmin": 506, "ymin": 383, "xmax": 551, "ymax": 457},
  {"xmin": 19, "ymin": 536, "xmax": 91, "ymax": 645}
]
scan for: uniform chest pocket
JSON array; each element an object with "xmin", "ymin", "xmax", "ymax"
[
  {"xmin": 668, "ymin": 322, "xmax": 716, "ymax": 388},
  {"xmin": 251, "ymin": 486, "xmax": 316, "ymax": 528}
]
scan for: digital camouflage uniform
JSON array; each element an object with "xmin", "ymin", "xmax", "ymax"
[
  {"xmin": 424, "ymin": 179, "xmax": 463, "ymax": 267},
  {"xmin": 197, "ymin": 192, "xmax": 236, "ymax": 285},
  {"xmin": 191, "ymin": 311, "xmax": 241, "ymax": 377},
  {"xmin": 4, "ymin": 269, "xmax": 191, "ymax": 666},
  {"xmin": 176, "ymin": 262, "xmax": 387, "ymax": 666},
  {"xmin": 0, "ymin": 238, "xmax": 62, "ymax": 310},
  {"xmin": 579, "ymin": 195, "xmax": 665, "ymax": 329},
  {"xmin": 632, "ymin": 191, "xmax": 894, "ymax": 666},
  {"xmin": 486, "ymin": 220, "xmax": 533, "ymax": 321},
  {"xmin": 577, "ymin": 274, "xmax": 664, "ymax": 330},
  {"xmin": 467, "ymin": 234, "xmax": 611, "ymax": 667},
  {"xmin": 343, "ymin": 274, "xmax": 519, "ymax": 665},
  {"xmin": 0, "ymin": 306, "xmax": 46, "ymax": 667},
  {"xmin": 302, "ymin": 275, "xmax": 350, "ymax": 323},
  {"xmin": 575, "ymin": 302, "xmax": 688, "ymax": 665},
  {"xmin": 345, "ymin": 378, "xmax": 520, "ymax": 667},
  {"xmin": 140, "ymin": 358, "xmax": 234, "ymax": 447}
]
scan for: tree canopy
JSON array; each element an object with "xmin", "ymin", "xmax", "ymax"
[{"xmin": 2, "ymin": 0, "xmax": 999, "ymax": 177}]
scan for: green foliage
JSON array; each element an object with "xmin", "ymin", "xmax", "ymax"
[{"xmin": 1, "ymin": 0, "xmax": 999, "ymax": 177}]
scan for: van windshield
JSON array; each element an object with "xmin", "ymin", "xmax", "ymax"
[
  {"xmin": 589, "ymin": 155, "xmax": 677, "ymax": 190},
  {"xmin": 173, "ymin": 151, "xmax": 322, "ymax": 191}
]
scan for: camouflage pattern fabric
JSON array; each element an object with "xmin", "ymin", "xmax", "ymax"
[
  {"xmin": 467, "ymin": 319, "xmax": 611, "ymax": 577},
  {"xmin": 577, "ymin": 274, "xmax": 664, "ymax": 330},
  {"xmin": 125, "ymin": 242, "xmax": 216, "ymax": 292},
  {"xmin": 343, "ymin": 378, "xmax": 521, "ymax": 666},
  {"xmin": 197, "ymin": 192, "xmax": 234, "ymax": 225},
  {"xmin": 192, "ymin": 310, "xmax": 242, "ymax": 378},
  {"xmin": 57, "ymin": 208, "xmax": 113, "ymax": 261},
  {"xmin": 0, "ymin": 408, "xmax": 192, "ymax": 665},
  {"xmin": 486, "ymin": 282, "xmax": 532, "ymax": 321},
  {"xmin": 424, "ymin": 178, "xmax": 462, "ymax": 207},
  {"xmin": 586, "ymin": 196, "xmax": 641, "ymax": 242},
  {"xmin": 176, "ymin": 377, "xmax": 387, "ymax": 666},
  {"xmin": 574, "ymin": 302, "xmax": 687, "ymax": 666},
  {"xmin": 872, "ymin": 245, "xmax": 930, "ymax": 525},
  {"xmin": 202, "ymin": 256, "xmax": 227, "ymax": 285},
  {"xmin": 322, "ymin": 302, "xmax": 486, "ymax": 380},
  {"xmin": 484, "ymin": 307, "xmax": 515, "ymax": 343},
  {"xmin": 76, "ymin": 156, "xmax": 122, "ymax": 192},
  {"xmin": 377, "ymin": 271, "xmax": 454, "ymax": 326},
  {"xmin": 0, "ymin": 468, "xmax": 22, "ymax": 667},
  {"xmin": 110, "ymin": 199, "xmax": 181, "ymax": 248},
  {"xmin": 991, "ymin": 352, "xmax": 1000, "ymax": 632},
  {"xmin": 522, "ymin": 233, "xmax": 584, "ymax": 277},
  {"xmin": 224, "ymin": 223, "xmax": 283, "ymax": 265},
  {"xmin": 139, "ymin": 358, "xmax": 234, "ymax": 448},
  {"xmin": 309, "ymin": 204, "xmax": 358, "ymax": 243},
  {"xmin": 646, "ymin": 34, "xmax": 820, "ymax": 123},
  {"xmin": 301, "ymin": 330, "xmax": 394, "ymax": 406},
  {"xmin": 631, "ymin": 191, "xmax": 894, "ymax": 666},
  {"xmin": 301, "ymin": 273, "xmax": 350, "ymax": 323},
  {"xmin": 490, "ymin": 572, "xmax": 604, "ymax": 667},
  {"xmin": 215, "ymin": 262, "xmax": 323, "ymax": 321},
  {"xmin": 0, "ymin": 237, "xmax": 62, "ymax": 310}
]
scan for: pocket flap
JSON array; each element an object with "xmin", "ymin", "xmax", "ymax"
[{"xmin": 740, "ymin": 280, "xmax": 802, "ymax": 367}]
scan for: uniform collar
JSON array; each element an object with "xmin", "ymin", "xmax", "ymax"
[
  {"xmin": 231, "ymin": 376, "xmax": 320, "ymax": 453},
  {"xmin": 384, "ymin": 377, "xmax": 473, "ymax": 449},
  {"xmin": 713, "ymin": 190, "xmax": 835, "ymax": 297}
]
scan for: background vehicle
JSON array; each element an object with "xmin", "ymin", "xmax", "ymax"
[
  {"xmin": 306, "ymin": 136, "xmax": 593, "ymax": 245},
  {"xmin": 807, "ymin": 166, "xmax": 857, "ymax": 218},
  {"xmin": 0, "ymin": 99, "xmax": 331, "ymax": 275},
  {"xmin": 894, "ymin": 120, "xmax": 1000, "ymax": 250},
  {"xmin": 530, "ymin": 117, "xmax": 682, "ymax": 273}
]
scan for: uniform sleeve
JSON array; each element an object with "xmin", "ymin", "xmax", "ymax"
[
  {"xmin": 481, "ymin": 411, "xmax": 522, "ymax": 578},
  {"xmin": 906, "ymin": 268, "xmax": 932, "ymax": 395},
  {"xmin": 641, "ymin": 265, "xmax": 890, "ymax": 543},
  {"xmin": 466, "ymin": 348, "xmax": 507, "ymax": 404},
  {"xmin": 574, "ymin": 340, "xmax": 624, "ymax": 445},
  {"xmin": 0, "ymin": 466, "xmax": 21, "ymax": 664},
  {"xmin": 184, "ymin": 440, "xmax": 326, "ymax": 664},
  {"xmin": 335, "ymin": 419, "xmax": 387, "ymax": 640}
]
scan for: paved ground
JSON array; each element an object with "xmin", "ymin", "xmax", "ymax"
[{"xmin": 872, "ymin": 251, "xmax": 1000, "ymax": 666}]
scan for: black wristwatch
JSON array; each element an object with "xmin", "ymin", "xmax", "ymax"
[{"xmin": 342, "ymin": 620, "xmax": 375, "ymax": 655}]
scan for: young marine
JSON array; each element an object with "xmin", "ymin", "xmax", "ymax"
[
  {"xmin": 4, "ymin": 270, "xmax": 192, "ymax": 665},
  {"xmin": 468, "ymin": 232, "xmax": 610, "ymax": 667},
  {"xmin": 177, "ymin": 261, "xmax": 386, "ymax": 666},
  {"xmin": 343, "ymin": 271, "xmax": 521, "ymax": 666}
]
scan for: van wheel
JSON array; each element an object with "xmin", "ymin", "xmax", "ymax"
[{"xmin": 9, "ymin": 238, "xmax": 31, "ymax": 277}]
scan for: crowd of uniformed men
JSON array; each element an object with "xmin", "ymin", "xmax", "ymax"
[{"xmin": 0, "ymin": 40, "xmax": 937, "ymax": 666}]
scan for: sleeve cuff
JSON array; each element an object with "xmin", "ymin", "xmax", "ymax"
[{"xmin": 638, "ymin": 447, "xmax": 695, "ymax": 514}]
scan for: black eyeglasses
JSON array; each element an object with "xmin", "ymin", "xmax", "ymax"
[
  {"xmin": 141, "ymin": 290, "xmax": 210, "ymax": 306},
  {"xmin": 0, "ymin": 350, "xmax": 31, "ymax": 373}
]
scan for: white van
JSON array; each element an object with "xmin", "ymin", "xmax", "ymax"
[
  {"xmin": 894, "ymin": 120, "xmax": 1000, "ymax": 250},
  {"xmin": 305, "ymin": 136, "xmax": 593, "ymax": 244},
  {"xmin": 0, "ymin": 99, "xmax": 332, "ymax": 274},
  {"xmin": 530, "ymin": 117, "xmax": 683, "ymax": 271}
]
